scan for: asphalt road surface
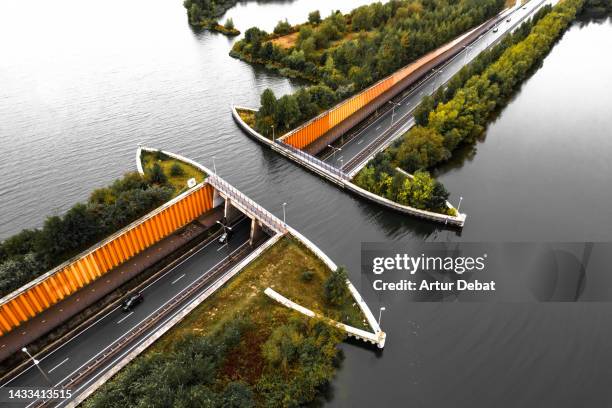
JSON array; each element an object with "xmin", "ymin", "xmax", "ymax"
[
  {"xmin": 1, "ymin": 216, "xmax": 255, "ymax": 407},
  {"xmin": 320, "ymin": 0, "xmax": 554, "ymax": 170}
]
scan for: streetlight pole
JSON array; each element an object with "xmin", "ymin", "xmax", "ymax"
[
  {"xmin": 328, "ymin": 144, "xmax": 341, "ymax": 161},
  {"xmin": 271, "ymin": 125, "xmax": 275, "ymax": 143},
  {"xmin": 339, "ymin": 158, "xmax": 344, "ymax": 174},
  {"xmin": 282, "ymin": 202, "xmax": 287, "ymax": 224},
  {"xmin": 378, "ymin": 307, "xmax": 386, "ymax": 327},
  {"xmin": 388, "ymin": 101, "xmax": 401, "ymax": 126},
  {"xmin": 22, "ymin": 347, "xmax": 51, "ymax": 384},
  {"xmin": 463, "ymin": 45, "xmax": 473, "ymax": 65},
  {"xmin": 432, "ymin": 69, "xmax": 443, "ymax": 93},
  {"xmin": 212, "ymin": 156, "xmax": 217, "ymax": 175},
  {"xmin": 457, "ymin": 196, "xmax": 463, "ymax": 213}
]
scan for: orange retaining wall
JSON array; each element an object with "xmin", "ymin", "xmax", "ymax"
[
  {"xmin": 0, "ymin": 183, "xmax": 215, "ymax": 336},
  {"xmin": 281, "ymin": 23, "xmax": 485, "ymax": 150}
]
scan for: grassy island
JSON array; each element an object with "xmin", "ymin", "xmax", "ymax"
[
  {"xmin": 84, "ymin": 236, "xmax": 369, "ymax": 407},
  {"xmin": 140, "ymin": 149, "xmax": 206, "ymax": 195}
]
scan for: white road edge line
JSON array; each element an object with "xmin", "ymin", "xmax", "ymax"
[
  {"xmin": 171, "ymin": 274, "xmax": 185, "ymax": 285},
  {"xmin": 116, "ymin": 312, "xmax": 133, "ymax": 325},
  {"xmin": 2, "ymin": 217, "xmax": 249, "ymax": 387},
  {"xmin": 47, "ymin": 358, "xmax": 69, "ymax": 374}
]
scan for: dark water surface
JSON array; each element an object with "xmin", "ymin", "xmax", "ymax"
[{"xmin": 1, "ymin": 0, "xmax": 611, "ymax": 406}]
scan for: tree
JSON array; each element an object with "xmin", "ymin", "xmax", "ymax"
[
  {"xmin": 259, "ymin": 89, "xmax": 277, "ymax": 117},
  {"xmin": 273, "ymin": 19, "xmax": 292, "ymax": 35},
  {"xmin": 170, "ymin": 163, "xmax": 184, "ymax": 177},
  {"xmin": 324, "ymin": 266, "xmax": 349, "ymax": 306},
  {"xmin": 308, "ymin": 10, "xmax": 322, "ymax": 25},
  {"xmin": 225, "ymin": 18, "xmax": 235, "ymax": 30},
  {"xmin": 148, "ymin": 163, "xmax": 168, "ymax": 185}
]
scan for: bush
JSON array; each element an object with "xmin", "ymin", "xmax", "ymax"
[
  {"xmin": 301, "ymin": 269, "xmax": 314, "ymax": 282},
  {"xmin": 147, "ymin": 163, "xmax": 168, "ymax": 185},
  {"xmin": 324, "ymin": 266, "xmax": 349, "ymax": 306},
  {"xmin": 169, "ymin": 163, "xmax": 184, "ymax": 177}
]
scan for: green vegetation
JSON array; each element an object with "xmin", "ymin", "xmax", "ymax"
[
  {"xmin": 141, "ymin": 150, "xmax": 206, "ymax": 195},
  {"xmin": 183, "ymin": 0, "xmax": 241, "ymax": 36},
  {"xmin": 355, "ymin": 168, "xmax": 454, "ymax": 215},
  {"xmin": 0, "ymin": 149, "xmax": 206, "ymax": 297},
  {"xmin": 355, "ymin": 0, "xmax": 584, "ymax": 213},
  {"xmin": 582, "ymin": 0, "xmax": 612, "ymax": 14},
  {"xmin": 231, "ymin": 0, "xmax": 505, "ymax": 136},
  {"xmin": 0, "ymin": 173, "xmax": 174, "ymax": 297},
  {"xmin": 85, "ymin": 236, "xmax": 368, "ymax": 407}
]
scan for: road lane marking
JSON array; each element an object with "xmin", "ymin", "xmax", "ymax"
[
  {"xmin": 47, "ymin": 238, "xmax": 254, "ymax": 405},
  {"xmin": 171, "ymin": 274, "xmax": 185, "ymax": 285},
  {"xmin": 116, "ymin": 312, "xmax": 133, "ymax": 324},
  {"xmin": 4, "ymin": 220, "xmax": 254, "ymax": 386},
  {"xmin": 55, "ymin": 253, "xmax": 259, "ymax": 408},
  {"xmin": 376, "ymin": 125, "xmax": 381, "ymax": 130},
  {"xmin": 217, "ymin": 243, "xmax": 228, "ymax": 252},
  {"xmin": 357, "ymin": 139, "xmax": 364, "ymax": 145},
  {"xmin": 48, "ymin": 358, "xmax": 69, "ymax": 374}
]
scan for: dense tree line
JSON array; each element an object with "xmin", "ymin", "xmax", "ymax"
[
  {"xmin": 0, "ymin": 171, "xmax": 175, "ymax": 297},
  {"xmin": 233, "ymin": 0, "xmax": 505, "ymax": 135},
  {"xmin": 85, "ymin": 314, "xmax": 344, "ymax": 407},
  {"xmin": 354, "ymin": 0, "xmax": 583, "ymax": 214},
  {"xmin": 385, "ymin": 0, "xmax": 584, "ymax": 174},
  {"xmin": 413, "ymin": 5, "xmax": 553, "ymax": 126},
  {"xmin": 582, "ymin": 0, "xmax": 612, "ymax": 14},
  {"xmin": 84, "ymin": 319, "xmax": 254, "ymax": 408}
]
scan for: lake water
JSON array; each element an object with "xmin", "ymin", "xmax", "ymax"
[{"xmin": 1, "ymin": 0, "xmax": 611, "ymax": 406}]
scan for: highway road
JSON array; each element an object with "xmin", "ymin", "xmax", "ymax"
[
  {"xmin": 1, "ymin": 216, "xmax": 257, "ymax": 407},
  {"xmin": 320, "ymin": 0, "xmax": 554, "ymax": 172}
]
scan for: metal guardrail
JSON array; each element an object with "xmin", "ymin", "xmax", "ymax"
[
  {"xmin": 34, "ymin": 240, "xmax": 255, "ymax": 407},
  {"xmin": 276, "ymin": 140, "xmax": 348, "ymax": 179},
  {"xmin": 207, "ymin": 174, "xmax": 287, "ymax": 234}
]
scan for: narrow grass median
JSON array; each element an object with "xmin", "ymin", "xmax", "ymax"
[{"xmin": 84, "ymin": 236, "xmax": 369, "ymax": 407}]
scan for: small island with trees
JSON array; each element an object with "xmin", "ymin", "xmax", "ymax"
[{"xmin": 183, "ymin": 0, "xmax": 240, "ymax": 36}]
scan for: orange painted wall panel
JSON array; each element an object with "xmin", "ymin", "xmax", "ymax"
[{"xmin": 0, "ymin": 183, "xmax": 216, "ymax": 336}]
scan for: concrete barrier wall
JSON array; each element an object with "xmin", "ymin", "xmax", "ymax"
[
  {"xmin": 232, "ymin": 106, "xmax": 466, "ymax": 227},
  {"xmin": 0, "ymin": 183, "xmax": 216, "ymax": 336}
]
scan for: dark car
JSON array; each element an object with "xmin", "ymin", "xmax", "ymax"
[{"xmin": 122, "ymin": 292, "xmax": 143, "ymax": 312}]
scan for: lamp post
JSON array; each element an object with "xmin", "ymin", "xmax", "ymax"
[
  {"xmin": 339, "ymin": 158, "xmax": 344, "ymax": 175},
  {"xmin": 271, "ymin": 125, "xmax": 275, "ymax": 142},
  {"xmin": 388, "ymin": 101, "xmax": 401, "ymax": 125},
  {"xmin": 432, "ymin": 69, "xmax": 443, "ymax": 93},
  {"xmin": 463, "ymin": 45, "xmax": 473, "ymax": 65},
  {"xmin": 22, "ymin": 347, "xmax": 51, "ymax": 384},
  {"xmin": 457, "ymin": 196, "xmax": 463, "ymax": 213},
  {"xmin": 378, "ymin": 307, "xmax": 386, "ymax": 327},
  {"xmin": 212, "ymin": 156, "xmax": 217, "ymax": 175},
  {"xmin": 328, "ymin": 144, "xmax": 341, "ymax": 161},
  {"xmin": 282, "ymin": 202, "xmax": 287, "ymax": 224}
]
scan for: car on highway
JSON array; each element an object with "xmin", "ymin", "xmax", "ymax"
[
  {"xmin": 493, "ymin": 27, "xmax": 499, "ymax": 33},
  {"xmin": 507, "ymin": 18, "xmax": 511, "ymax": 22},
  {"xmin": 218, "ymin": 230, "xmax": 231, "ymax": 244},
  {"xmin": 122, "ymin": 292, "xmax": 143, "ymax": 312}
]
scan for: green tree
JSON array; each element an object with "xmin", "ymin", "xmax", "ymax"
[
  {"xmin": 225, "ymin": 18, "xmax": 235, "ymax": 31},
  {"xmin": 148, "ymin": 163, "xmax": 168, "ymax": 185},
  {"xmin": 170, "ymin": 163, "xmax": 184, "ymax": 177},
  {"xmin": 324, "ymin": 266, "xmax": 349, "ymax": 306},
  {"xmin": 308, "ymin": 10, "xmax": 322, "ymax": 25}
]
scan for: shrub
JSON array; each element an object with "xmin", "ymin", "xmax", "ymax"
[
  {"xmin": 301, "ymin": 269, "xmax": 314, "ymax": 282},
  {"xmin": 169, "ymin": 163, "xmax": 184, "ymax": 177}
]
